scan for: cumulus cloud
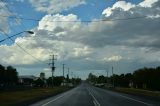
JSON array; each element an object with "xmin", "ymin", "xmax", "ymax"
[
  {"xmin": 0, "ymin": 43, "xmax": 49, "ymax": 65},
  {"xmin": 102, "ymin": 1, "xmax": 135, "ymax": 17},
  {"xmin": 81, "ymin": 0, "xmax": 160, "ymax": 49},
  {"xmin": 29, "ymin": 0, "xmax": 86, "ymax": 14},
  {"xmin": 102, "ymin": 0, "xmax": 160, "ymax": 18},
  {"xmin": 103, "ymin": 55, "xmax": 122, "ymax": 62},
  {"xmin": 38, "ymin": 14, "xmax": 81, "ymax": 32},
  {"xmin": 0, "ymin": 1, "xmax": 23, "ymax": 35},
  {"xmin": 139, "ymin": 0, "xmax": 158, "ymax": 7},
  {"xmin": 0, "ymin": 2, "xmax": 11, "ymax": 34},
  {"xmin": 0, "ymin": 0, "xmax": 160, "ymax": 78},
  {"xmin": 73, "ymin": 46, "xmax": 92, "ymax": 57},
  {"xmin": 28, "ymin": 1, "xmax": 160, "ymax": 50}
]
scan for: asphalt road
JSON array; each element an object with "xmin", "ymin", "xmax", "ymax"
[{"xmin": 30, "ymin": 82, "xmax": 160, "ymax": 106}]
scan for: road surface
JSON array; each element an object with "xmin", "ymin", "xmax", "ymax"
[{"xmin": 30, "ymin": 82, "xmax": 160, "ymax": 106}]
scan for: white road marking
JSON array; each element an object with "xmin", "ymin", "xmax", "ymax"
[
  {"xmin": 118, "ymin": 94, "xmax": 154, "ymax": 106},
  {"xmin": 93, "ymin": 100, "xmax": 98, "ymax": 106},
  {"xmin": 93, "ymin": 86, "xmax": 154, "ymax": 106},
  {"xmin": 87, "ymin": 87, "xmax": 101, "ymax": 106},
  {"xmin": 41, "ymin": 94, "xmax": 65, "ymax": 106},
  {"xmin": 41, "ymin": 86, "xmax": 79, "ymax": 106},
  {"xmin": 40, "ymin": 85, "xmax": 82, "ymax": 106}
]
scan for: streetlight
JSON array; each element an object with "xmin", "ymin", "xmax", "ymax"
[{"xmin": 0, "ymin": 30, "xmax": 34, "ymax": 43}]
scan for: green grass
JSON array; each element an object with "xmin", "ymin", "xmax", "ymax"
[
  {"xmin": 114, "ymin": 87, "xmax": 160, "ymax": 98},
  {"xmin": 0, "ymin": 87, "xmax": 70, "ymax": 106}
]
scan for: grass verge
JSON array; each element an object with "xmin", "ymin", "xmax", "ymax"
[
  {"xmin": 113, "ymin": 87, "xmax": 160, "ymax": 100},
  {"xmin": 0, "ymin": 87, "xmax": 71, "ymax": 106}
]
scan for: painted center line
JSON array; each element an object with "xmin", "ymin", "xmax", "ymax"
[{"xmin": 87, "ymin": 87, "xmax": 101, "ymax": 106}]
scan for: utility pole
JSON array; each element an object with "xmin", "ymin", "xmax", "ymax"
[
  {"xmin": 62, "ymin": 64, "xmax": 65, "ymax": 86},
  {"xmin": 71, "ymin": 71, "xmax": 73, "ymax": 78},
  {"xmin": 106, "ymin": 70, "xmax": 109, "ymax": 78},
  {"xmin": 66, "ymin": 67, "xmax": 69, "ymax": 83},
  {"xmin": 68, "ymin": 68, "xmax": 69, "ymax": 79},
  {"xmin": 106, "ymin": 70, "xmax": 109, "ymax": 85},
  {"xmin": 49, "ymin": 54, "xmax": 56, "ymax": 87},
  {"xmin": 62, "ymin": 64, "xmax": 65, "ymax": 78},
  {"xmin": 112, "ymin": 66, "xmax": 114, "ymax": 88}
]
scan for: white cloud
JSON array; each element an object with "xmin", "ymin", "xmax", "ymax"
[
  {"xmin": 102, "ymin": 0, "xmax": 160, "ymax": 18},
  {"xmin": 0, "ymin": 44, "xmax": 49, "ymax": 65},
  {"xmin": 38, "ymin": 14, "xmax": 81, "ymax": 32},
  {"xmin": 16, "ymin": 0, "xmax": 24, "ymax": 2},
  {"xmin": 139, "ymin": 0, "xmax": 158, "ymax": 7},
  {"xmin": 73, "ymin": 46, "xmax": 92, "ymax": 57},
  {"xmin": 29, "ymin": 0, "xmax": 86, "ymax": 14},
  {"xmin": 0, "ymin": 1, "xmax": 22, "ymax": 34},
  {"xmin": 102, "ymin": 1, "xmax": 135, "ymax": 17},
  {"xmin": 0, "ymin": 2, "xmax": 11, "ymax": 34},
  {"xmin": 1, "ymin": 0, "xmax": 160, "ymax": 78},
  {"xmin": 108, "ymin": 55, "xmax": 122, "ymax": 62},
  {"xmin": 103, "ymin": 55, "xmax": 122, "ymax": 62}
]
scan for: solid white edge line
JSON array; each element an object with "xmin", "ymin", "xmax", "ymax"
[
  {"xmin": 41, "ymin": 85, "xmax": 79, "ymax": 106},
  {"xmin": 90, "ymin": 86, "xmax": 155, "ymax": 106},
  {"xmin": 41, "ymin": 94, "xmax": 64, "ymax": 106},
  {"xmin": 118, "ymin": 94, "xmax": 154, "ymax": 106},
  {"xmin": 94, "ymin": 86, "xmax": 154, "ymax": 106}
]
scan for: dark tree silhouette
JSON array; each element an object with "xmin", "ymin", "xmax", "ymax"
[
  {"xmin": 0, "ymin": 64, "xmax": 18, "ymax": 87},
  {"xmin": 87, "ymin": 66, "xmax": 160, "ymax": 91}
]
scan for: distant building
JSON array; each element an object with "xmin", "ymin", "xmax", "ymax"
[
  {"xmin": 129, "ymin": 81, "xmax": 134, "ymax": 88},
  {"xmin": 18, "ymin": 75, "xmax": 37, "ymax": 86},
  {"xmin": 40, "ymin": 72, "xmax": 45, "ymax": 80},
  {"xmin": 61, "ymin": 79, "xmax": 73, "ymax": 87}
]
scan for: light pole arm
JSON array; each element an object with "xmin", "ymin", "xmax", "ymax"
[{"xmin": 0, "ymin": 31, "xmax": 34, "ymax": 43}]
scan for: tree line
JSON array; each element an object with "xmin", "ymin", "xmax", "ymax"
[
  {"xmin": 0, "ymin": 64, "xmax": 81, "ymax": 89},
  {"xmin": 87, "ymin": 66, "xmax": 160, "ymax": 91},
  {"xmin": 0, "ymin": 64, "xmax": 18, "ymax": 87},
  {"xmin": 34, "ymin": 76, "xmax": 81, "ymax": 87}
]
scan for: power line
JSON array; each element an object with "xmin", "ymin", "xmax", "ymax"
[
  {"xmin": 0, "ymin": 0, "xmax": 26, "ymax": 31},
  {"xmin": 0, "ymin": 1, "xmax": 57, "ymax": 55},
  {"xmin": 0, "ymin": 31, "xmax": 34, "ymax": 43},
  {"xmin": 0, "ymin": 1, "xmax": 47, "ymax": 64},
  {"xmin": 0, "ymin": 1, "xmax": 54, "ymax": 66},
  {"xmin": 0, "ymin": 15, "xmax": 148, "ymax": 23},
  {"xmin": 0, "ymin": 29, "xmax": 45, "ymax": 64},
  {"xmin": 0, "ymin": 0, "xmax": 149, "ymax": 23},
  {"xmin": 0, "ymin": 1, "xmax": 57, "ymax": 76}
]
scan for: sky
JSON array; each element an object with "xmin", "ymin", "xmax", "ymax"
[{"xmin": 0, "ymin": 0, "xmax": 160, "ymax": 79}]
